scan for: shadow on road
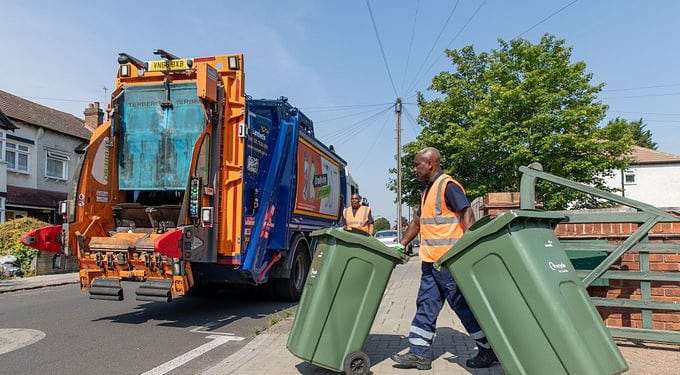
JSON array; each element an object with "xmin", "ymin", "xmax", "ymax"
[{"xmin": 92, "ymin": 282, "xmax": 295, "ymax": 334}]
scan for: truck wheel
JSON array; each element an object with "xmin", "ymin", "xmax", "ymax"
[{"xmin": 273, "ymin": 238, "xmax": 310, "ymax": 302}]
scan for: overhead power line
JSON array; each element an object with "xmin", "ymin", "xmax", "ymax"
[
  {"xmin": 356, "ymin": 113, "xmax": 392, "ymax": 170},
  {"xmin": 315, "ymin": 106, "xmax": 390, "ymax": 124},
  {"xmin": 302, "ymin": 103, "xmax": 391, "ymax": 112},
  {"xmin": 335, "ymin": 108, "xmax": 393, "ymax": 146},
  {"xmin": 23, "ymin": 96, "xmax": 92, "ymax": 103},
  {"xmin": 602, "ymin": 91, "xmax": 680, "ymax": 99},
  {"xmin": 514, "ymin": 0, "xmax": 579, "ymax": 39},
  {"xmin": 399, "ymin": 0, "xmax": 421, "ymax": 94},
  {"xmin": 602, "ymin": 83, "xmax": 680, "ymax": 92},
  {"xmin": 365, "ymin": 0, "xmax": 399, "ymax": 97},
  {"xmin": 609, "ymin": 110, "xmax": 680, "ymax": 117},
  {"xmin": 405, "ymin": 0, "xmax": 488, "ymax": 95},
  {"xmin": 321, "ymin": 105, "xmax": 392, "ymax": 143},
  {"xmin": 403, "ymin": 0, "xmax": 461, "ymax": 96},
  {"xmin": 403, "ymin": 107, "xmax": 421, "ymax": 137}
]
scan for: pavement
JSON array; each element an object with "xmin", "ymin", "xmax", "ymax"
[
  {"xmin": 0, "ymin": 272, "xmax": 79, "ymax": 293},
  {"xmin": 203, "ymin": 257, "xmax": 680, "ymax": 375}
]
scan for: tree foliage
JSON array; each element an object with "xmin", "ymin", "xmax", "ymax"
[
  {"xmin": 373, "ymin": 217, "xmax": 391, "ymax": 232},
  {"xmin": 604, "ymin": 117, "xmax": 657, "ymax": 150},
  {"xmin": 395, "ymin": 35, "xmax": 634, "ymax": 209},
  {"xmin": 0, "ymin": 217, "xmax": 49, "ymax": 275}
]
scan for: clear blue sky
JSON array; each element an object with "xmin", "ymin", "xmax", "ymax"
[{"xmin": 2, "ymin": 1, "xmax": 679, "ymax": 222}]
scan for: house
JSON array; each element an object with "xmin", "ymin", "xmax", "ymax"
[
  {"xmin": 604, "ymin": 146, "xmax": 680, "ymax": 208},
  {"xmin": 0, "ymin": 108, "xmax": 18, "ymax": 222},
  {"xmin": 0, "ymin": 90, "xmax": 99, "ymax": 223}
]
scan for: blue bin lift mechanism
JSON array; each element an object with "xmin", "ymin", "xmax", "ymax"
[
  {"xmin": 241, "ymin": 99, "xmax": 348, "ymax": 283},
  {"xmin": 117, "ymin": 83, "xmax": 348, "ymax": 285}
]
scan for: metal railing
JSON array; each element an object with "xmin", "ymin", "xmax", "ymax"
[{"xmin": 519, "ymin": 163, "xmax": 680, "ymax": 344}]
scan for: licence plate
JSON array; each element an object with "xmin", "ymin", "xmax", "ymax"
[{"xmin": 146, "ymin": 58, "xmax": 190, "ymax": 72}]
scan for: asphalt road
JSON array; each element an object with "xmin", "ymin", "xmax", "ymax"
[{"xmin": 0, "ymin": 282, "xmax": 294, "ymax": 375}]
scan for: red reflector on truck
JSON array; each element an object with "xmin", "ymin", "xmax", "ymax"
[
  {"xmin": 193, "ymin": 56, "xmax": 216, "ymax": 62},
  {"xmin": 21, "ymin": 225, "xmax": 62, "ymax": 253},
  {"xmin": 154, "ymin": 229, "xmax": 183, "ymax": 258}
]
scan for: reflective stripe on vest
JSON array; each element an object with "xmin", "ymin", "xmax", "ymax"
[
  {"xmin": 421, "ymin": 238, "xmax": 459, "ymax": 246},
  {"xmin": 344, "ymin": 206, "xmax": 371, "ymax": 232},
  {"xmin": 419, "ymin": 174, "xmax": 465, "ymax": 262}
]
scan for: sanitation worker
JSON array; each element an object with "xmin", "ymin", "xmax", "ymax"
[
  {"xmin": 341, "ymin": 194, "xmax": 374, "ymax": 235},
  {"xmin": 391, "ymin": 147, "xmax": 498, "ymax": 370}
]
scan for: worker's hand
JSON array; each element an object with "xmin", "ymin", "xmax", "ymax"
[
  {"xmin": 433, "ymin": 262, "xmax": 442, "ymax": 271},
  {"xmin": 343, "ymin": 226, "xmax": 351, "ymax": 231},
  {"xmin": 393, "ymin": 243, "xmax": 406, "ymax": 255}
]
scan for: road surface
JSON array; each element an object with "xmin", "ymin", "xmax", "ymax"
[{"xmin": 0, "ymin": 282, "xmax": 293, "ymax": 375}]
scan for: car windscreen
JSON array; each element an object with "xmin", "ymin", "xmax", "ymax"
[{"xmin": 375, "ymin": 231, "xmax": 397, "ymax": 238}]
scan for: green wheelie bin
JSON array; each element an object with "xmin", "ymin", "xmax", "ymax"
[
  {"xmin": 287, "ymin": 227, "xmax": 408, "ymax": 374},
  {"xmin": 437, "ymin": 210, "xmax": 628, "ymax": 375}
]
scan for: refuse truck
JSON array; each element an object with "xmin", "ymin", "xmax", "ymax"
[{"xmin": 21, "ymin": 50, "xmax": 354, "ymax": 302}]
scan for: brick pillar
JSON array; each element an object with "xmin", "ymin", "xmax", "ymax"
[
  {"xmin": 481, "ymin": 192, "xmax": 522, "ymax": 217},
  {"xmin": 83, "ymin": 102, "xmax": 104, "ymax": 132}
]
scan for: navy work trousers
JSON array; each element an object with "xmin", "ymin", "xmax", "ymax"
[{"xmin": 408, "ymin": 261, "xmax": 489, "ymax": 359}]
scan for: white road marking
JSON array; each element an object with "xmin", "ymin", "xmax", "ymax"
[
  {"xmin": 0, "ymin": 328, "xmax": 46, "ymax": 356},
  {"xmin": 189, "ymin": 326, "xmax": 242, "ymax": 336},
  {"xmin": 140, "ymin": 334, "xmax": 244, "ymax": 375}
]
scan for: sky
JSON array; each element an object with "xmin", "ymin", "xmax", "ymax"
[{"xmin": 2, "ymin": 1, "xmax": 680, "ymax": 223}]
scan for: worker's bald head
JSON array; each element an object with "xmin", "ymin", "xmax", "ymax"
[
  {"xmin": 413, "ymin": 147, "xmax": 442, "ymax": 182},
  {"xmin": 417, "ymin": 147, "xmax": 441, "ymax": 167}
]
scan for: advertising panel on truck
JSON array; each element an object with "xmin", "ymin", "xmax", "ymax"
[{"xmin": 294, "ymin": 138, "xmax": 341, "ymax": 220}]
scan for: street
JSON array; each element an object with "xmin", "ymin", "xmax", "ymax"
[{"xmin": 0, "ymin": 282, "xmax": 293, "ymax": 375}]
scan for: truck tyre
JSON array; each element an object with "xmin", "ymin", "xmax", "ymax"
[{"xmin": 273, "ymin": 236, "xmax": 310, "ymax": 302}]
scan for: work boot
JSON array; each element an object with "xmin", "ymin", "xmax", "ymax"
[
  {"xmin": 391, "ymin": 352, "xmax": 432, "ymax": 370},
  {"xmin": 466, "ymin": 348, "xmax": 499, "ymax": 368}
]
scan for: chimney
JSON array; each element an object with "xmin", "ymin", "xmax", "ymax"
[{"xmin": 83, "ymin": 102, "xmax": 104, "ymax": 131}]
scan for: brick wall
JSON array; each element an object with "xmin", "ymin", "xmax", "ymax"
[{"xmin": 481, "ymin": 193, "xmax": 680, "ymax": 332}]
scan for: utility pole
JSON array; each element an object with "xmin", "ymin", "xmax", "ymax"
[{"xmin": 395, "ymin": 97, "xmax": 403, "ymax": 242}]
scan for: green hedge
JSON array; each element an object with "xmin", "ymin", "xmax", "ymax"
[{"xmin": 0, "ymin": 217, "xmax": 50, "ymax": 275}]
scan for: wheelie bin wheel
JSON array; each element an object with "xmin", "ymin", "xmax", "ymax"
[{"xmin": 343, "ymin": 351, "xmax": 370, "ymax": 375}]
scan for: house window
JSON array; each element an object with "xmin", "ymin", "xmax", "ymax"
[
  {"xmin": 624, "ymin": 170, "xmax": 636, "ymax": 185},
  {"xmin": 6, "ymin": 141, "xmax": 30, "ymax": 173},
  {"xmin": 45, "ymin": 150, "xmax": 69, "ymax": 180}
]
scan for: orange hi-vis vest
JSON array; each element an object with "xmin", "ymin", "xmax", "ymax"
[
  {"xmin": 344, "ymin": 206, "xmax": 371, "ymax": 233},
  {"xmin": 419, "ymin": 174, "xmax": 466, "ymax": 263}
]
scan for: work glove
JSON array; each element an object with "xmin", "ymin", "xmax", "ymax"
[
  {"xmin": 433, "ymin": 262, "xmax": 442, "ymax": 271},
  {"xmin": 393, "ymin": 243, "xmax": 406, "ymax": 256}
]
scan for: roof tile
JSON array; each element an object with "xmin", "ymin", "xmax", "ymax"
[
  {"xmin": 0, "ymin": 90, "xmax": 91, "ymax": 140},
  {"xmin": 630, "ymin": 146, "xmax": 680, "ymax": 165}
]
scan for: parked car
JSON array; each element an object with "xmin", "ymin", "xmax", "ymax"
[
  {"xmin": 374, "ymin": 230, "xmax": 399, "ymax": 247},
  {"xmin": 374, "ymin": 230, "xmax": 416, "ymax": 255}
]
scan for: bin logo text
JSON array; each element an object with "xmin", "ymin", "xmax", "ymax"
[{"xmin": 547, "ymin": 261, "xmax": 569, "ymax": 273}]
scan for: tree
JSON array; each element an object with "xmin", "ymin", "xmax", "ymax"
[
  {"xmin": 394, "ymin": 34, "xmax": 634, "ymax": 210},
  {"xmin": 604, "ymin": 117, "xmax": 657, "ymax": 150},
  {"xmin": 374, "ymin": 217, "xmax": 390, "ymax": 232}
]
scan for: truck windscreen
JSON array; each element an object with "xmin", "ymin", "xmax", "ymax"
[{"xmin": 117, "ymin": 83, "xmax": 205, "ymax": 191}]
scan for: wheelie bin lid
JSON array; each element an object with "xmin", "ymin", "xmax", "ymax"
[
  {"xmin": 436, "ymin": 210, "xmax": 566, "ymax": 266},
  {"xmin": 311, "ymin": 227, "xmax": 409, "ymax": 263}
]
